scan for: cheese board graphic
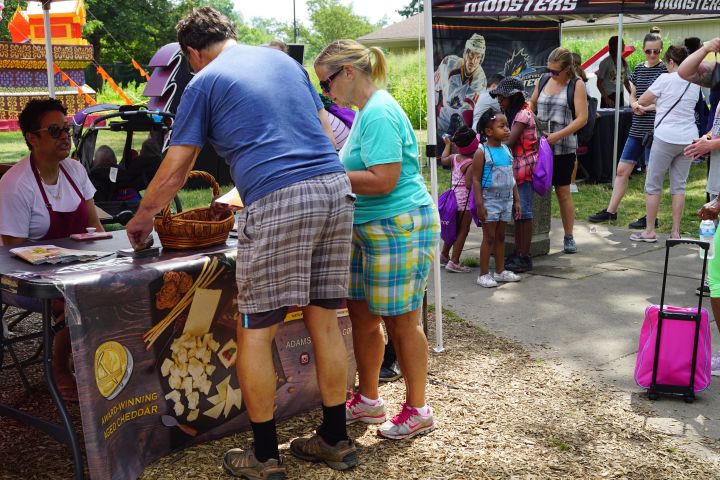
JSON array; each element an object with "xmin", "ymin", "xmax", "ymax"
[{"xmin": 143, "ymin": 256, "xmax": 288, "ymax": 440}]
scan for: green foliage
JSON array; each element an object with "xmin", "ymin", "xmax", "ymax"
[
  {"xmin": 305, "ymin": 0, "xmax": 378, "ymax": 58},
  {"xmin": 95, "ymin": 80, "xmax": 148, "ymax": 105},
  {"xmin": 237, "ymin": 16, "xmax": 289, "ymax": 46},
  {"xmin": 176, "ymin": 0, "xmax": 239, "ymax": 24},
  {"xmin": 562, "ymin": 37, "xmax": 676, "ymax": 75},
  {"xmin": 0, "ymin": 0, "xmax": 27, "ymax": 41},
  {"xmin": 397, "ymin": 0, "xmax": 424, "ymax": 18},
  {"xmin": 83, "ymin": 0, "xmax": 178, "ymax": 64},
  {"xmin": 386, "ymin": 51, "xmax": 427, "ymax": 129}
]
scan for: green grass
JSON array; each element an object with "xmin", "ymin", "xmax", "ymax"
[
  {"xmin": 549, "ymin": 437, "xmax": 571, "ymax": 452},
  {"xmin": 558, "ymin": 162, "xmax": 709, "ymax": 236},
  {"xmin": 0, "ymin": 131, "xmax": 26, "ymax": 163},
  {"xmin": 177, "ymin": 184, "xmax": 235, "ymax": 211}
]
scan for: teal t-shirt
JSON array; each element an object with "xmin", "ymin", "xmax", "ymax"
[{"xmin": 340, "ymin": 89, "xmax": 432, "ymax": 225}]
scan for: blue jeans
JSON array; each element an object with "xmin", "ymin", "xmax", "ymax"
[{"xmin": 619, "ymin": 135, "xmax": 651, "ymax": 166}]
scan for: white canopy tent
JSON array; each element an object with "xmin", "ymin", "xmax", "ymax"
[{"xmin": 423, "ymin": 0, "xmax": 720, "ymax": 351}]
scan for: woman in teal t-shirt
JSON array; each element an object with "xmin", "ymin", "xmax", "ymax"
[{"xmin": 315, "ymin": 39, "xmax": 440, "ymax": 441}]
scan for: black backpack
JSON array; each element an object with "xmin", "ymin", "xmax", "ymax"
[{"xmin": 537, "ymin": 74, "xmax": 597, "ymax": 145}]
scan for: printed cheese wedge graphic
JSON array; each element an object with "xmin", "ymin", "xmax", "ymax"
[
  {"xmin": 183, "ymin": 288, "xmax": 222, "ymax": 336},
  {"xmin": 217, "ymin": 339, "xmax": 237, "ymax": 369},
  {"xmin": 203, "ymin": 401, "xmax": 225, "ymax": 420}
]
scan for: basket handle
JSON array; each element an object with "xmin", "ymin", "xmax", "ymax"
[{"xmin": 160, "ymin": 170, "xmax": 221, "ymax": 221}]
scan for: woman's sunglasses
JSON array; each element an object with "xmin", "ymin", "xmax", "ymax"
[
  {"xmin": 644, "ymin": 48, "xmax": 661, "ymax": 55},
  {"xmin": 320, "ymin": 68, "xmax": 343, "ymax": 93},
  {"xmin": 33, "ymin": 125, "xmax": 71, "ymax": 138},
  {"xmin": 547, "ymin": 68, "xmax": 564, "ymax": 76}
]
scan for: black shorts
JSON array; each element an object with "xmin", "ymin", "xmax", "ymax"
[
  {"xmin": 552, "ymin": 153, "xmax": 576, "ymax": 187},
  {"xmin": 239, "ymin": 298, "xmax": 345, "ymax": 329}
]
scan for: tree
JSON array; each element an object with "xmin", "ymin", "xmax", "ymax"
[
  {"xmin": 0, "ymin": 1, "xmax": 28, "ymax": 42},
  {"xmin": 306, "ymin": 0, "xmax": 376, "ymax": 56},
  {"xmin": 175, "ymin": 0, "xmax": 239, "ymax": 26},
  {"xmin": 397, "ymin": 0, "xmax": 423, "ymax": 18},
  {"xmin": 83, "ymin": 0, "xmax": 178, "ymax": 64}
]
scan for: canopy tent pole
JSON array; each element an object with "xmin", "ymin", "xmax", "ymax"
[
  {"xmin": 611, "ymin": 13, "xmax": 623, "ymax": 183},
  {"xmin": 423, "ymin": 0, "xmax": 444, "ymax": 353},
  {"xmin": 42, "ymin": 0, "xmax": 55, "ymax": 98}
]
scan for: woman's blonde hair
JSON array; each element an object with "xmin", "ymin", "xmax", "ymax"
[
  {"xmin": 547, "ymin": 47, "xmax": 577, "ymax": 80},
  {"xmin": 314, "ymin": 39, "xmax": 387, "ymax": 85}
]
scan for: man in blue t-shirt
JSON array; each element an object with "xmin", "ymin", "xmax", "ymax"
[{"xmin": 126, "ymin": 7, "xmax": 356, "ymax": 478}]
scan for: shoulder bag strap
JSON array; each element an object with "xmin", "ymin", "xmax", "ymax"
[{"xmin": 654, "ymin": 81, "xmax": 691, "ymax": 129}]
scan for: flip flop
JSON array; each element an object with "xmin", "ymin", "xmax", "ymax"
[{"xmin": 630, "ymin": 233, "xmax": 657, "ymax": 243}]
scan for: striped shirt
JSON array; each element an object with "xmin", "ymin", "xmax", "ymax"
[{"xmin": 628, "ymin": 62, "xmax": 667, "ymax": 138}]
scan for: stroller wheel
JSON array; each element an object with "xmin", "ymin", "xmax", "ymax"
[{"xmin": 115, "ymin": 210, "xmax": 134, "ymax": 225}]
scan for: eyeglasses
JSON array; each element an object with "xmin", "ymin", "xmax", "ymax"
[
  {"xmin": 644, "ymin": 49, "xmax": 661, "ymax": 55},
  {"xmin": 547, "ymin": 68, "xmax": 563, "ymax": 76},
  {"xmin": 33, "ymin": 125, "xmax": 71, "ymax": 138},
  {"xmin": 320, "ymin": 68, "xmax": 343, "ymax": 93}
]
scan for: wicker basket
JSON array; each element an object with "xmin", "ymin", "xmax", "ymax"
[{"xmin": 154, "ymin": 171, "xmax": 235, "ymax": 250}]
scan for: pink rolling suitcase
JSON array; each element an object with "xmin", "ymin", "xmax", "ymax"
[{"xmin": 634, "ymin": 239, "xmax": 712, "ymax": 402}]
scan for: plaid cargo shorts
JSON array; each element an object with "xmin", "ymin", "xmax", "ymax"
[{"xmin": 235, "ymin": 173, "xmax": 354, "ymax": 314}]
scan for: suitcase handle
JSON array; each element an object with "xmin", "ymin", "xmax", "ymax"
[
  {"xmin": 666, "ymin": 238, "xmax": 710, "ymax": 250},
  {"xmin": 660, "ymin": 239, "xmax": 709, "ymax": 315}
]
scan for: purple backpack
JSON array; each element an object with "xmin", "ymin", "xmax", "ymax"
[
  {"xmin": 438, "ymin": 187, "xmax": 459, "ymax": 244},
  {"xmin": 532, "ymin": 136, "xmax": 553, "ymax": 196},
  {"xmin": 469, "ymin": 186, "xmax": 480, "ymax": 226}
]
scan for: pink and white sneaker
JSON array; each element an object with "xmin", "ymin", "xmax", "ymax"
[
  {"xmin": 345, "ymin": 392, "xmax": 387, "ymax": 425},
  {"xmin": 377, "ymin": 403, "xmax": 435, "ymax": 440}
]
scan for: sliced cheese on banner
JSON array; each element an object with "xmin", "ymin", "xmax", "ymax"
[
  {"xmin": 183, "ymin": 288, "xmax": 222, "ymax": 336},
  {"xmin": 204, "ymin": 401, "xmax": 225, "ymax": 419}
]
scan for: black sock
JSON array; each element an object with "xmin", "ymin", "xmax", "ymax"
[
  {"xmin": 317, "ymin": 402, "xmax": 348, "ymax": 446},
  {"xmin": 251, "ymin": 418, "xmax": 279, "ymax": 463}
]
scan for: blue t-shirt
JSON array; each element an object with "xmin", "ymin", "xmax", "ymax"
[
  {"xmin": 170, "ymin": 44, "xmax": 343, "ymax": 206},
  {"xmin": 340, "ymin": 90, "xmax": 432, "ymax": 224}
]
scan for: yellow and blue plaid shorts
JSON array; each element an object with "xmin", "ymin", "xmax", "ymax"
[{"xmin": 349, "ymin": 205, "xmax": 440, "ymax": 316}]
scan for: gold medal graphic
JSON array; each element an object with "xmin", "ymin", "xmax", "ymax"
[{"xmin": 95, "ymin": 341, "xmax": 133, "ymax": 400}]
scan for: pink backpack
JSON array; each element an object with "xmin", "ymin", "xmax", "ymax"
[{"xmin": 634, "ymin": 240, "xmax": 713, "ymax": 400}]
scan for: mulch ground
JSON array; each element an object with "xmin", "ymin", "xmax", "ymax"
[{"xmin": 1, "ymin": 311, "xmax": 719, "ymax": 479}]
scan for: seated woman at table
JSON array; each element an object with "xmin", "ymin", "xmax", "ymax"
[
  {"xmin": 0, "ymin": 99, "xmax": 104, "ymax": 401},
  {"xmin": 589, "ymin": 33, "xmax": 667, "ymax": 226},
  {"xmin": 629, "ymin": 46, "xmax": 700, "ymax": 242}
]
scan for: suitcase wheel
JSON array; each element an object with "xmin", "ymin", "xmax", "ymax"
[
  {"xmin": 648, "ymin": 391, "xmax": 659, "ymax": 401},
  {"xmin": 683, "ymin": 394, "xmax": 695, "ymax": 404}
]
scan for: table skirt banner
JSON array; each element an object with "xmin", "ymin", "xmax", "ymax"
[{"xmin": 59, "ymin": 250, "xmax": 355, "ymax": 480}]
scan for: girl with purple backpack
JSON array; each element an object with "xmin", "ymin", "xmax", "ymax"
[{"xmin": 439, "ymin": 126, "xmax": 477, "ymax": 273}]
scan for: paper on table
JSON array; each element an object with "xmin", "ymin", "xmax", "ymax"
[
  {"xmin": 10, "ymin": 245, "xmax": 113, "ymax": 265},
  {"xmin": 215, "ymin": 187, "xmax": 243, "ymax": 208}
]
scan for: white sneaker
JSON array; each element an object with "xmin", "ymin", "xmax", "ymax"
[
  {"xmin": 476, "ymin": 274, "xmax": 498, "ymax": 288},
  {"xmin": 493, "ymin": 270, "xmax": 521, "ymax": 282},
  {"xmin": 711, "ymin": 353, "xmax": 720, "ymax": 377}
]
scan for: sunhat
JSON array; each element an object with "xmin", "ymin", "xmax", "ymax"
[{"xmin": 489, "ymin": 77, "xmax": 525, "ymax": 98}]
